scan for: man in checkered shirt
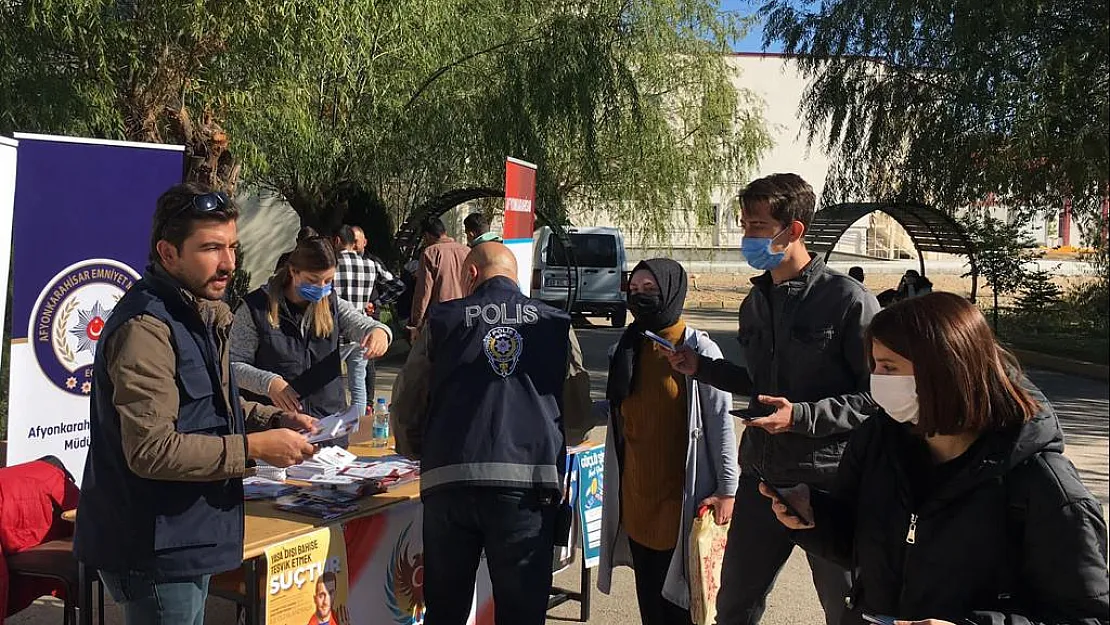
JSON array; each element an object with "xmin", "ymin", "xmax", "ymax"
[{"xmin": 334, "ymin": 224, "xmax": 391, "ymax": 421}]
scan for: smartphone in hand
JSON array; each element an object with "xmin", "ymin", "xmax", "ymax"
[
  {"xmin": 642, "ymin": 330, "xmax": 676, "ymax": 352},
  {"xmin": 862, "ymin": 615, "xmax": 897, "ymax": 625},
  {"xmin": 752, "ymin": 466, "xmax": 811, "ymax": 526},
  {"xmin": 729, "ymin": 406, "xmax": 774, "ymax": 421}
]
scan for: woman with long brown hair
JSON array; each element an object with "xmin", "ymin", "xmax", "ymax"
[
  {"xmin": 761, "ymin": 292, "xmax": 1108, "ymax": 625},
  {"xmin": 231, "ymin": 236, "xmax": 392, "ymax": 430}
]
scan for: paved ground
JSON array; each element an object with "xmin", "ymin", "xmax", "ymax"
[{"xmin": 10, "ymin": 310, "xmax": 1107, "ymax": 624}]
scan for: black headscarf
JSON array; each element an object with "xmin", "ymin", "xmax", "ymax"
[{"xmin": 605, "ymin": 258, "xmax": 688, "ymax": 409}]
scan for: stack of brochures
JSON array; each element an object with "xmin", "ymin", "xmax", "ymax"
[
  {"xmin": 243, "ymin": 476, "xmax": 299, "ymax": 501},
  {"xmin": 274, "ymin": 492, "xmax": 360, "ymax": 521},
  {"xmin": 285, "ymin": 446, "xmax": 358, "ymax": 481}
]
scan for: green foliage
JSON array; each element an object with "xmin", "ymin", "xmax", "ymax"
[
  {"xmin": 2, "ymin": 0, "xmax": 773, "ymax": 242},
  {"xmin": 961, "ymin": 213, "xmax": 1041, "ymax": 328},
  {"xmin": 1016, "ymin": 269, "xmax": 1063, "ymax": 312},
  {"xmin": 1066, "ymin": 240, "xmax": 1110, "ymax": 331},
  {"xmin": 761, "ymin": 0, "xmax": 1109, "ymax": 223}
]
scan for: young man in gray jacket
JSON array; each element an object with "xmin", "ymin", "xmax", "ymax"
[{"xmin": 668, "ymin": 173, "xmax": 880, "ymax": 625}]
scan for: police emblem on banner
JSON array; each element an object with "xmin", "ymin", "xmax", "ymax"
[
  {"xmin": 483, "ymin": 326, "xmax": 523, "ymax": 377},
  {"xmin": 30, "ymin": 259, "xmax": 139, "ymax": 395}
]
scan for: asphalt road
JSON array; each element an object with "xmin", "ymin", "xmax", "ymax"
[{"xmin": 10, "ymin": 310, "xmax": 1107, "ymax": 625}]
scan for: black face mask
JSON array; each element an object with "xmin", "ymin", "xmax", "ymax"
[{"xmin": 628, "ymin": 292, "xmax": 665, "ymax": 328}]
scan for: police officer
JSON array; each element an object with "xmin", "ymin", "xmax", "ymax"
[{"xmin": 391, "ymin": 242, "xmax": 593, "ymax": 625}]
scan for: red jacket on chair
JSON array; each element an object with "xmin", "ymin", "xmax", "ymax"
[{"xmin": 0, "ymin": 457, "xmax": 81, "ymax": 621}]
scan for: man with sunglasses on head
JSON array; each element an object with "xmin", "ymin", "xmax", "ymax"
[
  {"xmin": 75, "ymin": 182, "xmax": 319, "ymax": 625},
  {"xmin": 666, "ymin": 174, "xmax": 880, "ymax": 625}
]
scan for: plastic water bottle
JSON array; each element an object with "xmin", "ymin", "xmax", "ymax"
[{"xmin": 371, "ymin": 398, "xmax": 390, "ymax": 448}]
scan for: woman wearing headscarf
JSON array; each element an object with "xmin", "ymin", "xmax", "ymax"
[{"xmin": 597, "ymin": 259, "xmax": 739, "ymax": 625}]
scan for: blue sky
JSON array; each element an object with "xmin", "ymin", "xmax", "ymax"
[{"xmin": 719, "ymin": 0, "xmax": 785, "ymax": 52}]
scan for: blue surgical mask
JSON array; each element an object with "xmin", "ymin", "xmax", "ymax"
[
  {"xmin": 741, "ymin": 226, "xmax": 790, "ymax": 271},
  {"xmin": 297, "ymin": 282, "xmax": 332, "ymax": 302}
]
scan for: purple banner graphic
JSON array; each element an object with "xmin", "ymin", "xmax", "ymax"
[
  {"xmin": 6, "ymin": 134, "xmax": 183, "ymax": 476},
  {"xmin": 10, "ymin": 135, "xmax": 183, "ymax": 339}
]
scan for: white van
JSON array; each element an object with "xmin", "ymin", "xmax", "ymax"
[{"xmin": 532, "ymin": 226, "xmax": 629, "ymax": 327}]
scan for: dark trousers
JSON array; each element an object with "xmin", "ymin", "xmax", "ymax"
[
  {"xmin": 423, "ymin": 488, "xmax": 558, "ymax": 625},
  {"xmin": 715, "ymin": 477, "xmax": 851, "ymax": 625},
  {"xmin": 629, "ymin": 539, "xmax": 691, "ymax": 625}
]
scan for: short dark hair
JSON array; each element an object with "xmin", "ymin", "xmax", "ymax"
[
  {"xmin": 848, "ymin": 266, "xmax": 865, "ymax": 282},
  {"xmin": 463, "ymin": 213, "xmax": 489, "ymax": 235},
  {"xmin": 296, "ymin": 226, "xmax": 320, "ymax": 243},
  {"xmin": 320, "ymin": 571, "xmax": 337, "ymax": 589},
  {"xmin": 336, "ymin": 225, "xmax": 358, "ymax": 246},
  {"xmin": 421, "ymin": 217, "xmax": 447, "ymax": 238},
  {"xmin": 866, "ymin": 292, "xmax": 1039, "ymax": 436},
  {"xmin": 739, "ymin": 173, "xmax": 816, "ymax": 230},
  {"xmin": 150, "ymin": 182, "xmax": 239, "ymax": 264}
]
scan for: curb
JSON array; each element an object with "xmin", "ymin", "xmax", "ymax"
[
  {"xmin": 1009, "ymin": 348, "xmax": 1109, "ymax": 381},
  {"xmin": 686, "ymin": 303, "xmax": 736, "ymax": 312}
]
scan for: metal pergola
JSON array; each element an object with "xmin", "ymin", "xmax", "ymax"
[{"xmin": 807, "ymin": 202, "xmax": 980, "ymax": 301}]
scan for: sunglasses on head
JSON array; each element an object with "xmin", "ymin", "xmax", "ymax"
[{"xmin": 176, "ymin": 191, "xmax": 230, "ymax": 217}]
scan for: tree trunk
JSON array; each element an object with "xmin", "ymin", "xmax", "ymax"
[{"xmin": 993, "ymin": 289, "xmax": 1000, "ymax": 332}]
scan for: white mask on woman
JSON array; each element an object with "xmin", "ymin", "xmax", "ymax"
[{"xmin": 870, "ymin": 374, "xmax": 920, "ymax": 424}]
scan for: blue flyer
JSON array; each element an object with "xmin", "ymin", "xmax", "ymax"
[{"xmin": 575, "ymin": 446, "xmax": 605, "ymax": 568}]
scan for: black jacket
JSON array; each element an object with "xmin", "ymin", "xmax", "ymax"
[
  {"xmin": 237, "ymin": 287, "xmax": 346, "ymax": 419},
  {"xmin": 794, "ymin": 383, "xmax": 1109, "ymax": 625},
  {"xmin": 696, "ymin": 256, "xmax": 880, "ymax": 485}
]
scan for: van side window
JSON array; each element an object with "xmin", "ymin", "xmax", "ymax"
[{"xmin": 547, "ymin": 234, "xmax": 619, "ymax": 267}]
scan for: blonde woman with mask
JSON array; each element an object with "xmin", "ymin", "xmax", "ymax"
[{"xmin": 231, "ymin": 236, "xmax": 392, "ymax": 438}]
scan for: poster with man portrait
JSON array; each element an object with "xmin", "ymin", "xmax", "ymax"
[{"xmin": 264, "ymin": 526, "xmax": 350, "ymax": 625}]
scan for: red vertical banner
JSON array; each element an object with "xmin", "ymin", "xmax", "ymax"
[
  {"xmin": 504, "ymin": 157, "xmax": 537, "ymax": 295},
  {"xmin": 1060, "ymin": 198, "xmax": 1073, "ymax": 247}
]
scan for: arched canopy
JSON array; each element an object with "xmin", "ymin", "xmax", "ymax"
[{"xmin": 807, "ymin": 202, "xmax": 979, "ymax": 300}]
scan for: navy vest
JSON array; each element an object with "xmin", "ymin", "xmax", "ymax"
[
  {"xmin": 238, "ymin": 288, "xmax": 346, "ymax": 419},
  {"xmin": 74, "ymin": 269, "xmax": 246, "ymax": 577},
  {"xmin": 420, "ymin": 276, "xmax": 571, "ymax": 495}
]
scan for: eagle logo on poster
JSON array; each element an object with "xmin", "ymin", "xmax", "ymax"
[
  {"xmin": 31, "ymin": 259, "xmax": 139, "ymax": 396},
  {"xmin": 483, "ymin": 326, "xmax": 523, "ymax": 378},
  {"xmin": 385, "ymin": 522, "xmax": 425, "ymax": 625}
]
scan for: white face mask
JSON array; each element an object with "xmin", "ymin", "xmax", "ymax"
[{"xmin": 870, "ymin": 374, "xmax": 920, "ymax": 424}]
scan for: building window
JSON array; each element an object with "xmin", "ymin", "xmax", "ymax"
[{"xmin": 699, "ymin": 204, "xmax": 719, "ymax": 227}]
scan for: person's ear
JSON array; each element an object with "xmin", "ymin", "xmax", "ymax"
[
  {"xmin": 156, "ymin": 239, "xmax": 178, "ymax": 266},
  {"xmin": 789, "ymin": 220, "xmax": 805, "ymax": 242}
]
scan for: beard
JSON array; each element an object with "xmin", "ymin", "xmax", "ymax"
[{"xmin": 182, "ymin": 270, "xmax": 232, "ymax": 301}]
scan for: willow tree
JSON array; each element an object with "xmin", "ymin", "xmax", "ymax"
[
  {"xmin": 2, "ymin": 0, "xmax": 771, "ymax": 239},
  {"xmin": 229, "ymin": 0, "xmax": 772, "ymax": 239},
  {"xmin": 760, "ymin": 0, "xmax": 1109, "ymax": 225}
]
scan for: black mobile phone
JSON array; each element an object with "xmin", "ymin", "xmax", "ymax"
[
  {"xmin": 730, "ymin": 408, "xmax": 771, "ymax": 421},
  {"xmin": 861, "ymin": 615, "xmax": 897, "ymax": 625},
  {"xmin": 751, "ymin": 467, "xmax": 811, "ymax": 526}
]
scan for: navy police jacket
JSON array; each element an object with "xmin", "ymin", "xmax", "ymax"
[{"xmin": 401, "ymin": 276, "xmax": 573, "ymax": 496}]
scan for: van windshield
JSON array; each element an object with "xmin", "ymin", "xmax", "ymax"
[{"xmin": 546, "ymin": 233, "xmax": 618, "ymax": 267}]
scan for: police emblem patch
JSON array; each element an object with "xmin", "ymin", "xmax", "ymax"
[
  {"xmin": 30, "ymin": 259, "xmax": 139, "ymax": 395},
  {"xmin": 483, "ymin": 326, "xmax": 524, "ymax": 378}
]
